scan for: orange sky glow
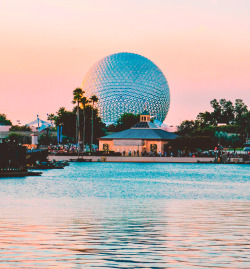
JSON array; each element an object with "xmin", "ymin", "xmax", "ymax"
[{"xmin": 0, "ymin": 0, "xmax": 249, "ymax": 125}]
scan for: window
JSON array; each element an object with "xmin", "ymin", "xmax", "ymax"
[
  {"xmin": 150, "ymin": 144, "xmax": 157, "ymax": 152},
  {"xmin": 103, "ymin": 144, "xmax": 109, "ymax": 151}
]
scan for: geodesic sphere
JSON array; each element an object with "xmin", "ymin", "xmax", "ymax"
[{"xmin": 82, "ymin": 52, "xmax": 170, "ymax": 124}]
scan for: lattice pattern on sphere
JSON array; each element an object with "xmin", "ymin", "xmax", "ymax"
[{"xmin": 82, "ymin": 52, "xmax": 170, "ymax": 124}]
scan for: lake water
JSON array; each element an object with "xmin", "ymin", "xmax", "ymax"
[{"xmin": 0, "ymin": 163, "xmax": 249, "ymax": 268}]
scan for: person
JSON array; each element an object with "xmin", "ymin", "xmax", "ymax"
[{"xmin": 137, "ymin": 150, "xmax": 139, "ymax": 156}]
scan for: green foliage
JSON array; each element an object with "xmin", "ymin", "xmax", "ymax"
[
  {"xmin": 235, "ymin": 99, "xmax": 248, "ymax": 124},
  {"xmin": 178, "ymin": 99, "xmax": 248, "ymax": 137},
  {"xmin": 209, "ymin": 98, "xmax": 247, "ymax": 125},
  {"xmin": 113, "ymin": 113, "xmax": 140, "ymax": 132},
  {"xmin": 89, "ymin": 95, "xmax": 98, "ymax": 104},
  {"xmin": 168, "ymin": 136, "xmax": 218, "ymax": 152},
  {"xmin": 48, "ymin": 89, "xmax": 105, "ymax": 145},
  {"xmin": 83, "ymin": 105, "xmax": 106, "ymax": 144},
  {"xmin": 52, "ymin": 105, "xmax": 105, "ymax": 144},
  {"xmin": 177, "ymin": 98, "xmax": 249, "ymax": 150},
  {"xmin": 237, "ymin": 111, "xmax": 250, "ymax": 136},
  {"xmin": 209, "ymin": 99, "xmax": 234, "ymax": 124},
  {"xmin": 192, "ymin": 125, "xmax": 240, "ymax": 137},
  {"xmin": 80, "ymin": 97, "xmax": 89, "ymax": 108},
  {"xmin": 47, "ymin": 113, "xmax": 55, "ymax": 122},
  {"xmin": 72, "ymin": 88, "xmax": 84, "ymax": 105},
  {"xmin": 106, "ymin": 124, "xmax": 116, "ymax": 132},
  {"xmin": 0, "ymin": 113, "xmax": 12, "ymax": 126},
  {"xmin": 9, "ymin": 125, "xmax": 31, "ymax": 131},
  {"xmin": 54, "ymin": 107, "xmax": 76, "ymax": 140},
  {"xmin": 7, "ymin": 133, "xmax": 31, "ymax": 144},
  {"xmin": 177, "ymin": 120, "xmax": 196, "ymax": 136},
  {"xmin": 215, "ymin": 131, "xmax": 242, "ymax": 149},
  {"xmin": 38, "ymin": 133, "xmax": 57, "ymax": 145}
]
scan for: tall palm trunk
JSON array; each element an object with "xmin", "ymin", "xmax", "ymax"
[
  {"xmin": 76, "ymin": 102, "xmax": 80, "ymax": 145},
  {"xmin": 83, "ymin": 104, "xmax": 86, "ymax": 150},
  {"xmin": 89, "ymin": 95, "xmax": 98, "ymax": 152},
  {"xmin": 76, "ymin": 105, "xmax": 78, "ymax": 144},
  {"xmin": 73, "ymin": 87, "xmax": 83, "ymax": 148},
  {"xmin": 91, "ymin": 107, "xmax": 93, "ymax": 152}
]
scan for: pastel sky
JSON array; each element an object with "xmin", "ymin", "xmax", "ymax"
[{"xmin": 0, "ymin": 0, "xmax": 249, "ymax": 125}]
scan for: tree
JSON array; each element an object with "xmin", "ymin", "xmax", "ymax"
[
  {"xmin": 83, "ymin": 104, "xmax": 105, "ymax": 145},
  {"xmin": 89, "ymin": 95, "xmax": 99, "ymax": 150},
  {"xmin": 209, "ymin": 98, "xmax": 245, "ymax": 125},
  {"xmin": 0, "ymin": 114, "xmax": 12, "ymax": 125},
  {"xmin": 115, "ymin": 113, "xmax": 140, "ymax": 132},
  {"xmin": 195, "ymin": 111, "xmax": 215, "ymax": 127},
  {"xmin": 167, "ymin": 136, "xmax": 217, "ymax": 154},
  {"xmin": 210, "ymin": 99, "xmax": 222, "ymax": 124},
  {"xmin": 234, "ymin": 99, "xmax": 248, "ymax": 124},
  {"xmin": 177, "ymin": 120, "xmax": 196, "ymax": 136},
  {"xmin": 72, "ymin": 88, "xmax": 83, "ymax": 145},
  {"xmin": 54, "ymin": 107, "xmax": 76, "ymax": 142},
  {"xmin": 7, "ymin": 133, "xmax": 30, "ymax": 144},
  {"xmin": 47, "ymin": 113, "xmax": 56, "ymax": 125},
  {"xmin": 178, "ymin": 98, "xmax": 249, "ymax": 149},
  {"xmin": 238, "ymin": 111, "xmax": 250, "ymax": 138},
  {"xmin": 39, "ymin": 133, "xmax": 57, "ymax": 145},
  {"xmin": 50, "ymin": 105, "xmax": 105, "ymax": 146},
  {"xmin": 9, "ymin": 125, "xmax": 31, "ymax": 131},
  {"xmin": 106, "ymin": 124, "xmax": 117, "ymax": 133},
  {"xmin": 219, "ymin": 99, "xmax": 234, "ymax": 124},
  {"xmin": 80, "ymin": 96, "xmax": 89, "ymax": 147}
]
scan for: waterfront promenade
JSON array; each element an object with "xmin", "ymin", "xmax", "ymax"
[{"xmin": 49, "ymin": 155, "xmax": 214, "ymax": 163}]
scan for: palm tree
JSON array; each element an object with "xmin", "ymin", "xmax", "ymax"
[
  {"xmin": 89, "ymin": 95, "xmax": 99, "ymax": 151},
  {"xmin": 47, "ymin": 113, "xmax": 55, "ymax": 126},
  {"xmin": 72, "ymin": 88, "xmax": 83, "ymax": 145},
  {"xmin": 80, "ymin": 96, "xmax": 89, "ymax": 149}
]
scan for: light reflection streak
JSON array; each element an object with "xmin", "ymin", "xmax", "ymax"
[{"xmin": 0, "ymin": 199, "xmax": 249, "ymax": 268}]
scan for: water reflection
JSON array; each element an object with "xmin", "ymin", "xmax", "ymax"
[
  {"xmin": 0, "ymin": 198, "xmax": 249, "ymax": 268},
  {"xmin": 0, "ymin": 163, "xmax": 249, "ymax": 268}
]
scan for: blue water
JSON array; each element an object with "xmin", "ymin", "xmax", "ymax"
[{"xmin": 0, "ymin": 163, "xmax": 249, "ymax": 268}]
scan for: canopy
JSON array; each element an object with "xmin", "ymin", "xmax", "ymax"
[{"xmin": 26, "ymin": 118, "xmax": 52, "ymax": 132}]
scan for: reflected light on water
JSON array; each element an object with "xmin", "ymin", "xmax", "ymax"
[{"xmin": 0, "ymin": 163, "xmax": 249, "ymax": 268}]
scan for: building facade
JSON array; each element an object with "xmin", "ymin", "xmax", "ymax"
[{"xmin": 99, "ymin": 112, "xmax": 178, "ymax": 156}]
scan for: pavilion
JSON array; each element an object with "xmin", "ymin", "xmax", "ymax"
[{"xmin": 98, "ymin": 111, "xmax": 178, "ymax": 156}]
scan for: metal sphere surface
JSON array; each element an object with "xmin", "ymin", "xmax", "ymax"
[{"xmin": 82, "ymin": 52, "xmax": 170, "ymax": 124}]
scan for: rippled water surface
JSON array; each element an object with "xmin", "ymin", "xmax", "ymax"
[{"xmin": 0, "ymin": 163, "xmax": 249, "ymax": 268}]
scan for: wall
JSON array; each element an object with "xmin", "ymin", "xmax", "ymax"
[
  {"xmin": 99, "ymin": 139, "xmax": 142, "ymax": 155},
  {"xmin": 99, "ymin": 139, "xmax": 114, "ymax": 151},
  {"xmin": 99, "ymin": 139, "xmax": 169, "ymax": 156},
  {"xmin": 144, "ymin": 140, "xmax": 168, "ymax": 154}
]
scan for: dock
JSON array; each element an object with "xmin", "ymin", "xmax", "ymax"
[{"xmin": 0, "ymin": 171, "xmax": 42, "ymax": 178}]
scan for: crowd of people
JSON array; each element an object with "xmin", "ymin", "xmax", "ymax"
[
  {"xmin": 46, "ymin": 144, "xmax": 250, "ymax": 160},
  {"xmin": 47, "ymin": 144, "xmax": 98, "ymax": 155}
]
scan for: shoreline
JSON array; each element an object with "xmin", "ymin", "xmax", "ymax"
[
  {"xmin": 0, "ymin": 171, "xmax": 42, "ymax": 178},
  {"xmin": 48, "ymin": 155, "xmax": 215, "ymax": 163},
  {"xmin": 48, "ymin": 155, "xmax": 250, "ymax": 164}
]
